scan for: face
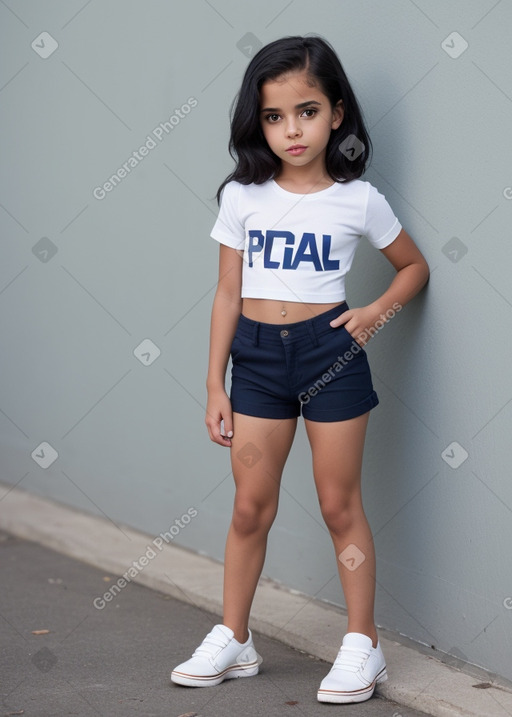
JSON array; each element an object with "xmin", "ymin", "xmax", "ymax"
[{"xmin": 259, "ymin": 70, "xmax": 343, "ymax": 172}]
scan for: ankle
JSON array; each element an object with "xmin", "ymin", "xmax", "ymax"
[
  {"xmin": 236, "ymin": 630, "xmax": 250, "ymax": 644},
  {"xmin": 347, "ymin": 626, "xmax": 378, "ymax": 648},
  {"xmin": 223, "ymin": 622, "xmax": 249, "ymax": 644}
]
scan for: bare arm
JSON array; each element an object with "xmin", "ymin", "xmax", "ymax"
[
  {"xmin": 205, "ymin": 244, "xmax": 243, "ymax": 446},
  {"xmin": 330, "ymin": 229, "xmax": 430, "ymax": 343}
]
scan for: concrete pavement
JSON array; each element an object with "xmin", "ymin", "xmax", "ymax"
[
  {"xmin": 1, "ymin": 530, "xmax": 429, "ymax": 717},
  {"xmin": 1, "ymin": 484, "xmax": 512, "ymax": 717}
]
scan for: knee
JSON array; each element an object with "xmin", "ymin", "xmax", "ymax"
[
  {"xmin": 232, "ymin": 498, "xmax": 276, "ymax": 536},
  {"xmin": 319, "ymin": 497, "xmax": 361, "ymax": 536}
]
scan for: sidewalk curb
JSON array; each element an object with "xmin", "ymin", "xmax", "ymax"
[{"xmin": 1, "ymin": 483, "xmax": 511, "ymax": 717}]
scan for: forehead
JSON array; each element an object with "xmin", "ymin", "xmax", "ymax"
[{"xmin": 259, "ymin": 70, "xmax": 325, "ymax": 108}]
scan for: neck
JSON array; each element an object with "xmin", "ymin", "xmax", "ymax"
[
  {"xmin": 274, "ymin": 170, "xmax": 333, "ymax": 193},
  {"xmin": 274, "ymin": 155, "xmax": 332, "ymax": 193}
]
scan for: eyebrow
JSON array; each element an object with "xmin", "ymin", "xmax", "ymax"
[{"xmin": 260, "ymin": 100, "xmax": 322, "ymax": 113}]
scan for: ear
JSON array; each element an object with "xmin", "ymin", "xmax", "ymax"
[{"xmin": 331, "ymin": 100, "xmax": 344, "ymax": 130}]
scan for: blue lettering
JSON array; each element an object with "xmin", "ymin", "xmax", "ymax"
[
  {"xmin": 321, "ymin": 235, "xmax": 339, "ymax": 270},
  {"xmin": 282, "ymin": 233, "xmax": 296, "ymax": 269},
  {"xmin": 248, "ymin": 230, "xmax": 264, "ymax": 267},
  {"xmin": 264, "ymin": 230, "xmax": 293, "ymax": 268},
  {"xmin": 290, "ymin": 232, "xmax": 322, "ymax": 271},
  {"xmin": 247, "ymin": 230, "xmax": 339, "ymax": 271}
]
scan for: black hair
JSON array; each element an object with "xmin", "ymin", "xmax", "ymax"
[{"xmin": 217, "ymin": 35, "xmax": 372, "ymax": 202}]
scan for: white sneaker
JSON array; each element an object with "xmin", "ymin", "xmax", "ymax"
[
  {"xmin": 317, "ymin": 632, "xmax": 387, "ymax": 703},
  {"xmin": 171, "ymin": 624, "xmax": 260, "ymax": 687}
]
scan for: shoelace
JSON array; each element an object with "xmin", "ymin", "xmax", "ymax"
[
  {"xmin": 192, "ymin": 630, "xmax": 230, "ymax": 658},
  {"xmin": 332, "ymin": 645, "xmax": 370, "ymax": 673}
]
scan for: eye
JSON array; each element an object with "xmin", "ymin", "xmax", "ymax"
[
  {"xmin": 265, "ymin": 113, "xmax": 281, "ymax": 123},
  {"xmin": 301, "ymin": 108, "xmax": 317, "ymax": 118}
]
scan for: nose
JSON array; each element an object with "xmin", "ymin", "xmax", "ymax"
[{"xmin": 285, "ymin": 118, "xmax": 302, "ymax": 138}]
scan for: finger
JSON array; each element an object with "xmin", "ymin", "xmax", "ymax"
[
  {"xmin": 205, "ymin": 420, "xmax": 215, "ymax": 443},
  {"xmin": 216, "ymin": 433, "xmax": 232, "ymax": 447},
  {"xmin": 221, "ymin": 415, "xmax": 234, "ymax": 440},
  {"xmin": 329, "ymin": 310, "xmax": 351, "ymax": 328},
  {"xmin": 207, "ymin": 417, "xmax": 232, "ymax": 447},
  {"xmin": 209, "ymin": 424, "xmax": 232, "ymax": 447}
]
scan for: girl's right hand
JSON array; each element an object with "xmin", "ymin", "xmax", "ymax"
[{"xmin": 205, "ymin": 388, "xmax": 234, "ymax": 447}]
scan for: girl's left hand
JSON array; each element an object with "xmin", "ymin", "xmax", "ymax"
[{"xmin": 329, "ymin": 304, "xmax": 384, "ymax": 346}]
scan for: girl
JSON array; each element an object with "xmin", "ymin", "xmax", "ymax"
[{"xmin": 172, "ymin": 35, "xmax": 429, "ymax": 704}]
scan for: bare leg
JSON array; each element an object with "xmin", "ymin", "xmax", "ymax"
[
  {"xmin": 305, "ymin": 413, "xmax": 378, "ymax": 647},
  {"xmin": 223, "ymin": 412, "xmax": 297, "ymax": 643}
]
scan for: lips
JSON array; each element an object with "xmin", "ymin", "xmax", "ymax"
[{"xmin": 286, "ymin": 145, "xmax": 307, "ymax": 155}]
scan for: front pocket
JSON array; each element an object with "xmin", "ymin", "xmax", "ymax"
[
  {"xmin": 230, "ymin": 334, "xmax": 241, "ymax": 360},
  {"xmin": 324, "ymin": 325, "xmax": 365, "ymax": 363},
  {"xmin": 329, "ymin": 324, "xmax": 357, "ymax": 346},
  {"xmin": 230, "ymin": 333, "xmax": 251, "ymax": 361}
]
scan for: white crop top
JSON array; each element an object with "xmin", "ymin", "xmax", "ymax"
[{"xmin": 210, "ymin": 179, "xmax": 402, "ymax": 303}]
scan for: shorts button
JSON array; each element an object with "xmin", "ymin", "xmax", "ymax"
[{"xmin": 280, "ymin": 329, "xmax": 289, "ymax": 338}]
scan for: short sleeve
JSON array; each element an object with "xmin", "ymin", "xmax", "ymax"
[
  {"xmin": 210, "ymin": 181, "xmax": 245, "ymax": 250},
  {"xmin": 363, "ymin": 184, "xmax": 402, "ymax": 249}
]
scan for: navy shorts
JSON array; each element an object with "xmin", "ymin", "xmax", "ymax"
[{"xmin": 229, "ymin": 303, "xmax": 379, "ymax": 422}]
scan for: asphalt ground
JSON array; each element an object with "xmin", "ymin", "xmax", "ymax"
[{"xmin": 0, "ymin": 530, "xmax": 431, "ymax": 717}]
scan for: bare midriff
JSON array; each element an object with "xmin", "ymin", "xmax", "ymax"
[{"xmin": 242, "ymin": 298, "xmax": 346, "ymax": 324}]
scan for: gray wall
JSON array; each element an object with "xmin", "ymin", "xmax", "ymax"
[{"xmin": 1, "ymin": 0, "xmax": 511, "ymax": 681}]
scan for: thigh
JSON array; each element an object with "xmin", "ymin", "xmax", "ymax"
[
  {"xmin": 304, "ymin": 413, "xmax": 369, "ymax": 503},
  {"xmin": 230, "ymin": 412, "xmax": 298, "ymax": 505}
]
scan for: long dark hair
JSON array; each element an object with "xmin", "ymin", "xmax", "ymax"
[{"xmin": 217, "ymin": 35, "xmax": 372, "ymax": 201}]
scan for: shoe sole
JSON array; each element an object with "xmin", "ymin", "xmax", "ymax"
[
  {"xmin": 171, "ymin": 662, "xmax": 259, "ymax": 688},
  {"xmin": 317, "ymin": 667, "xmax": 388, "ymax": 704}
]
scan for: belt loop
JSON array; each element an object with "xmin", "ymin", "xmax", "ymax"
[
  {"xmin": 306, "ymin": 319, "xmax": 319, "ymax": 348},
  {"xmin": 252, "ymin": 321, "xmax": 260, "ymax": 347}
]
